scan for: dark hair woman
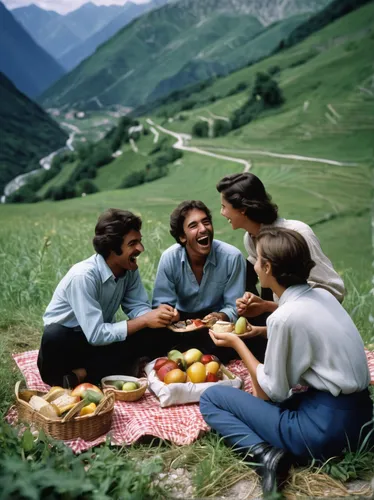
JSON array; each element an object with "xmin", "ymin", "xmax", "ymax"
[
  {"xmin": 200, "ymin": 228, "xmax": 372, "ymax": 497},
  {"xmin": 216, "ymin": 172, "xmax": 345, "ymax": 361}
]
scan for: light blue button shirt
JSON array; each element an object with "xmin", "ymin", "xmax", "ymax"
[
  {"xmin": 152, "ymin": 240, "xmax": 246, "ymax": 322},
  {"xmin": 43, "ymin": 254, "xmax": 151, "ymax": 345}
]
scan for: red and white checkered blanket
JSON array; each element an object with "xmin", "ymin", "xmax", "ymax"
[{"xmin": 6, "ymin": 350, "xmax": 374, "ymax": 454}]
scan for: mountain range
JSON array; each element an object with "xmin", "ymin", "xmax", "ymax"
[
  {"xmin": 40, "ymin": 0, "xmax": 331, "ymax": 110},
  {"xmin": 0, "ymin": 71, "xmax": 67, "ymax": 194},
  {"xmin": 12, "ymin": 0, "xmax": 169, "ymax": 71},
  {"xmin": 0, "ymin": 1, "xmax": 65, "ymax": 98}
]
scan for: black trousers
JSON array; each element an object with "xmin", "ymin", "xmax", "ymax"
[{"xmin": 37, "ymin": 324, "xmax": 172, "ymax": 386}]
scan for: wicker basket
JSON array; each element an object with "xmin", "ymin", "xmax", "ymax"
[
  {"xmin": 15, "ymin": 381, "xmax": 115, "ymax": 441},
  {"xmin": 101, "ymin": 375, "xmax": 148, "ymax": 402}
]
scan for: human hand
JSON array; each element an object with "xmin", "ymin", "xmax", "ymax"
[
  {"xmin": 236, "ymin": 292, "xmax": 268, "ymax": 317},
  {"xmin": 145, "ymin": 305, "xmax": 177, "ymax": 328},
  {"xmin": 235, "ymin": 324, "xmax": 267, "ymax": 339},
  {"xmin": 208, "ymin": 329, "xmax": 240, "ymax": 349},
  {"xmin": 203, "ymin": 312, "xmax": 228, "ymax": 322}
]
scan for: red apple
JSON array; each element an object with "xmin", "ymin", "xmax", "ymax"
[
  {"xmin": 206, "ymin": 372, "xmax": 219, "ymax": 383},
  {"xmin": 154, "ymin": 357, "xmax": 168, "ymax": 371},
  {"xmin": 156, "ymin": 360, "xmax": 178, "ymax": 381},
  {"xmin": 71, "ymin": 383, "xmax": 103, "ymax": 398},
  {"xmin": 200, "ymin": 354, "xmax": 219, "ymax": 365}
]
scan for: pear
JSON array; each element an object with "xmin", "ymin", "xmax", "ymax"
[
  {"xmin": 167, "ymin": 349, "xmax": 187, "ymax": 370},
  {"xmin": 235, "ymin": 317, "xmax": 247, "ymax": 335}
]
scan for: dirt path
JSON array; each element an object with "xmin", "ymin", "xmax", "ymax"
[{"xmin": 146, "ymin": 119, "xmax": 251, "ymax": 173}]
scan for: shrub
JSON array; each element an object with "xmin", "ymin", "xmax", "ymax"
[
  {"xmin": 121, "ymin": 171, "xmax": 146, "ymax": 188},
  {"xmin": 192, "ymin": 121, "xmax": 209, "ymax": 137},
  {"xmin": 213, "ymin": 120, "xmax": 231, "ymax": 137}
]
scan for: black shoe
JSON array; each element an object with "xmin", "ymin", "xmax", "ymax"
[
  {"xmin": 250, "ymin": 443, "xmax": 292, "ymax": 498},
  {"xmin": 62, "ymin": 372, "xmax": 79, "ymax": 389}
]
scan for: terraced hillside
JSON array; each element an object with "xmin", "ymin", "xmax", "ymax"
[{"xmin": 40, "ymin": 0, "xmax": 330, "ymax": 109}]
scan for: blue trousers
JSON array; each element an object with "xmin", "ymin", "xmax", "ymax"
[{"xmin": 200, "ymin": 386, "xmax": 373, "ymax": 460}]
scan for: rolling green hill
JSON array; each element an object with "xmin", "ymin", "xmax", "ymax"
[
  {"xmin": 4, "ymin": 2, "xmax": 373, "ymax": 336},
  {"xmin": 40, "ymin": 0, "xmax": 330, "ymax": 110},
  {"xmin": 0, "ymin": 72, "xmax": 67, "ymax": 195}
]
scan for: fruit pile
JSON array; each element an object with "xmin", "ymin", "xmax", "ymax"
[
  {"xmin": 154, "ymin": 348, "xmax": 232, "ymax": 384},
  {"xmin": 25, "ymin": 383, "xmax": 103, "ymax": 419}
]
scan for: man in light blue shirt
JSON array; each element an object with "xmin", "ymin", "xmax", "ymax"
[
  {"xmin": 38, "ymin": 208, "xmax": 177, "ymax": 387},
  {"xmin": 152, "ymin": 200, "xmax": 246, "ymax": 360}
]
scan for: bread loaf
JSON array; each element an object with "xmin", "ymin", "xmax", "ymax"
[{"xmin": 212, "ymin": 321, "xmax": 234, "ymax": 333}]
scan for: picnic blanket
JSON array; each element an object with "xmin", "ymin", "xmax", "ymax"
[{"xmin": 6, "ymin": 349, "xmax": 374, "ymax": 454}]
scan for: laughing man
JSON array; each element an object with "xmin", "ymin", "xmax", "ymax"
[
  {"xmin": 152, "ymin": 200, "xmax": 246, "ymax": 360},
  {"xmin": 38, "ymin": 208, "xmax": 177, "ymax": 387}
]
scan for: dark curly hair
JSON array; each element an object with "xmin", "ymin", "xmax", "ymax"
[
  {"xmin": 216, "ymin": 173, "xmax": 278, "ymax": 224},
  {"xmin": 93, "ymin": 208, "xmax": 142, "ymax": 259},
  {"xmin": 170, "ymin": 200, "xmax": 212, "ymax": 245},
  {"xmin": 256, "ymin": 228, "xmax": 315, "ymax": 288}
]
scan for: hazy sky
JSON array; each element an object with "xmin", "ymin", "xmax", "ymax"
[{"xmin": 4, "ymin": 0, "xmax": 150, "ymax": 14}]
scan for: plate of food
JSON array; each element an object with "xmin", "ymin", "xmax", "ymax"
[
  {"xmin": 167, "ymin": 317, "xmax": 216, "ymax": 333},
  {"xmin": 209, "ymin": 317, "xmax": 251, "ymax": 337}
]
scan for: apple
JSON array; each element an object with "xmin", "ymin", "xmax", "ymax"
[
  {"xmin": 122, "ymin": 382, "xmax": 138, "ymax": 391},
  {"xmin": 183, "ymin": 348, "xmax": 203, "ymax": 366},
  {"xmin": 71, "ymin": 383, "xmax": 103, "ymax": 398},
  {"xmin": 206, "ymin": 372, "xmax": 219, "ymax": 383},
  {"xmin": 186, "ymin": 362, "xmax": 206, "ymax": 383},
  {"xmin": 164, "ymin": 368, "xmax": 187, "ymax": 384},
  {"xmin": 200, "ymin": 354, "xmax": 219, "ymax": 365},
  {"xmin": 154, "ymin": 357, "xmax": 168, "ymax": 371},
  {"xmin": 156, "ymin": 360, "xmax": 178, "ymax": 381},
  {"xmin": 235, "ymin": 317, "xmax": 247, "ymax": 335},
  {"xmin": 205, "ymin": 361, "xmax": 220, "ymax": 375}
]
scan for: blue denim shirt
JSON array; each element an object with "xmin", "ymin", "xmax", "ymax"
[
  {"xmin": 152, "ymin": 240, "xmax": 246, "ymax": 322},
  {"xmin": 43, "ymin": 254, "xmax": 151, "ymax": 345}
]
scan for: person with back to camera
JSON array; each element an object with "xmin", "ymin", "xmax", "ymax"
[
  {"xmin": 216, "ymin": 172, "xmax": 345, "ymax": 361},
  {"xmin": 38, "ymin": 208, "xmax": 177, "ymax": 388},
  {"xmin": 200, "ymin": 228, "xmax": 372, "ymax": 498}
]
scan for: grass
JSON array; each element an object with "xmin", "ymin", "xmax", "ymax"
[{"xmin": 2, "ymin": 4, "xmax": 374, "ymax": 496}]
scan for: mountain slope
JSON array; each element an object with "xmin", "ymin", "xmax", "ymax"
[
  {"xmin": 59, "ymin": 0, "xmax": 169, "ymax": 71},
  {"xmin": 40, "ymin": 0, "xmax": 331, "ymax": 110},
  {"xmin": 12, "ymin": 4, "xmax": 82, "ymax": 61},
  {"xmin": 0, "ymin": 72, "xmax": 67, "ymax": 194},
  {"xmin": 0, "ymin": 2, "xmax": 65, "ymax": 97}
]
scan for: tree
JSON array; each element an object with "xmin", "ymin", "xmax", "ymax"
[{"xmin": 192, "ymin": 121, "xmax": 209, "ymax": 138}]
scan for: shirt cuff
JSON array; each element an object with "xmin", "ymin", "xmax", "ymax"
[
  {"xmin": 111, "ymin": 320, "xmax": 128, "ymax": 342},
  {"xmin": 219, "ymin": 307, "xmax": 238, "ymax": 323},
  {"xmin": 127, "ymin": 306, "xmax": 152, "ymax": 320}
]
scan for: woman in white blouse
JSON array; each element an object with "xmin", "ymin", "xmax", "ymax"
[
  {"xmin": 216, "ymin": 172, "xmax": 345, "ymax": 361},
  {"xmin": 200, "ymin": 228, "xmax": 372, "ymax": 497}
]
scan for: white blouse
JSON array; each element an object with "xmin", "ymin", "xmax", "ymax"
[
  {"xmin": 256, "ymin": 285, "xmax": 370, "ymax": 402},
  {"xmin": 244, "ymin": 218, "xmax": 345, "ymax": 303}
]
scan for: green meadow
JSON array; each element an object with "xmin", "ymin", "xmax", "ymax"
[{"xmin": 1, "ymin": 3, "xmax": 373, "ymax": 497}]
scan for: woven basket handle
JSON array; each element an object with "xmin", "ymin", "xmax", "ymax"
[
  {"xmin": 61, "ymin": 400, "xmax": 87, "ymax": 423},
  {"xmin": 15, "ymin": 381, "xmax": 22, "ymax": 399},
  {"xmin": 94, "ymin": 392, "xmax": 114, "ymax": 416}
]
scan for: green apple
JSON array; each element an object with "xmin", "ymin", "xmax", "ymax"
[
  {"xmin": 235, "ymin": 317, "xmax": 247, "ymax": 335},
  {"xmin": 122, "ymin": 382, "xmax": 138, "ymax": 391}
]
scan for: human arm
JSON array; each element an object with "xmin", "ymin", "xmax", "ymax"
[
  {"xmin": 127, "ymin": 305, "xmax": 178, "ymax": 334},
  {"xmin": 66, "ymin": 275, "xmax": 129, "ymax": 346},
  {"xmin": 208, "ymin": 330, "xmax": 269, "ymax": 399},
  {"xmin": 120, "ymin": 270, "xmax": 152, "ymax": 319},
  {"xmin": 236, "ymin": 292, "xmax": 278, "ymax": 318},
  {"xmin": 299, "ymin": 226, "xmax": 345, "ymax": 302},
  {"xmin": 152, "ymin": 252, "xmax": 178, "ymax": 309}
]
